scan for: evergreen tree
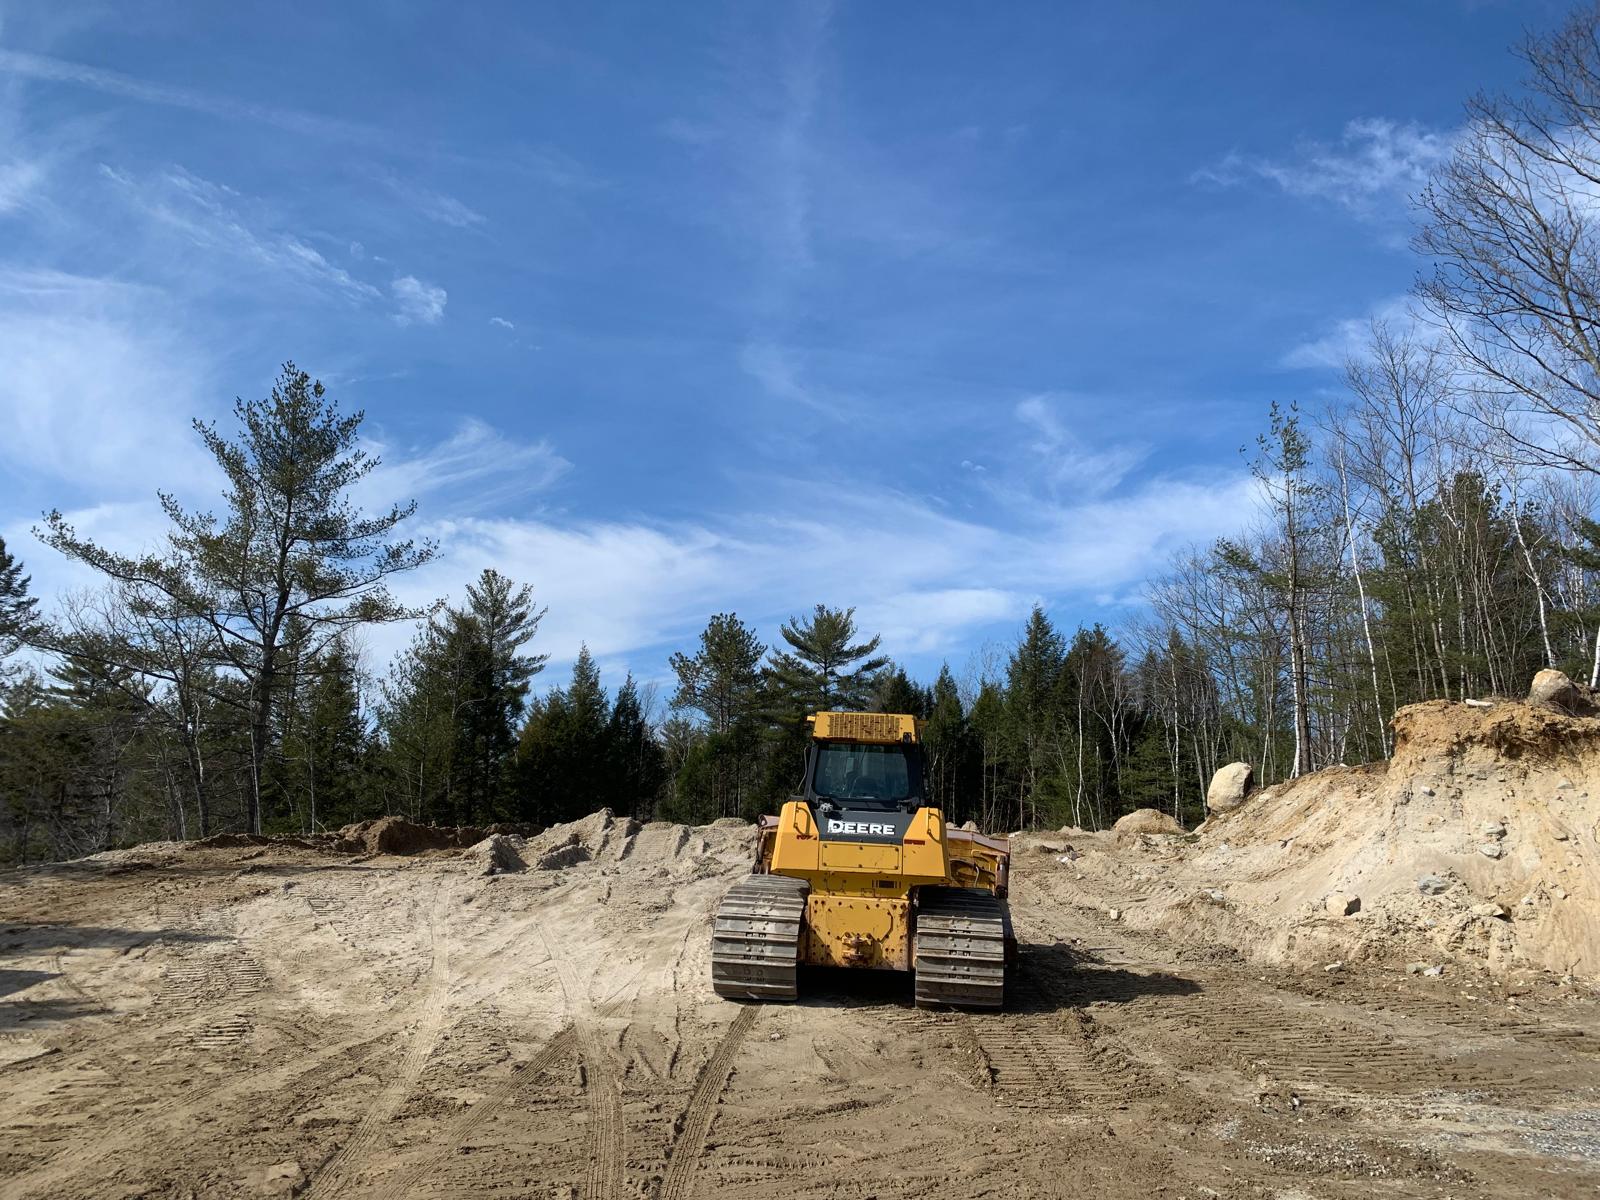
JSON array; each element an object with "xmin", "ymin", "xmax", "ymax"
[
  {"xmin": 667, "ymin": 613, "xmax": 766, "ymax": 818},
  {"xmin": 668, "ymin": 613, "xmax": 765, "ymax": 733},
  {"xmin": 518, "ymin": 646, "xmax": 613, "ymax": 824},
  {"xmin": 768, "ymin": 604, "xmax": 889, "ymax": 713},
  {"xmin": 606, "ymin": 674, "xmax": 666, "ymax": 816},
  {"xmin": 922, "ymin": 664, "xmax": 972, "ymax": 821},
  {"xmin": 872, "ymin": 666, "xmax": 928, "ymax": 717},
  {"xmin": 1004, "ymin": 606, "xmax": 1064, "ymax": 828},
  {"xmin": 0, "ymin": 535, "xmax": 39, "ymax": 683},
  {"xmin": 42, "ymin": 363, "xmax": 435, "ymax": 832}
]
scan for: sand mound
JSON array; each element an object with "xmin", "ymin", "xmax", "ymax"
[
  {"xmin": 463, "ymin": 833, "xmax": 527, "ymax": 875},
  {"xmin": 1139, "ymin": 699, "xmax": 1600, "ymax": 980}
]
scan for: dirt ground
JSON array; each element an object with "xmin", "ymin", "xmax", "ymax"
[{"xmin": 2, "ymin": 812, "xmax": 1599, "ymax": 1200}]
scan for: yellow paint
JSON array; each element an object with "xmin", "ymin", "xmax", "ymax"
[
  {"xmin": 756, "ymin": 710, "xmax": 1010, "ymax": 976},
  {"xmin": 802, "ymin": 893, "xmax": 912, "ymax": 970},
  {"xmin": 808, "ymin": 711, "xmax": 921, "ymax": 743},
  {"xmin": 819, "ymin": 841, "xmax": 900, "ymax": 872},
  {"xmin": 900, "ymin": 807, "xmax": 949, "ymax": 880}
]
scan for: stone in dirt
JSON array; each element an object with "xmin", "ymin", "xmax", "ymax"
[
  {"xmin": 1417, "ymin": 875, "xmax": 1451, "ymax": 895},
  {"xmin": 1206, "ymin": 762, "xmax": 1253, "ymax": 813},
  {"xmin": 1325, "ymin": 892, "xmax": 1360, "ymax": 917},
  {"xmin": 1479, "ymin": 842, "xmax": 1504, "ymax": 859},
  {"xmin": 1528, "ymin": 668, "xmax": 1598, "ymax": 716},
  {"xmin": 241, "ymin": 1160, "xmax": 304, "ymax": 1196},
  {"xmin": 1113, "ymin": 808, "xmax": 1184, "ymax": 836}
]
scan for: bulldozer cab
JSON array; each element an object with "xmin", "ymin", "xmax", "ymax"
[{"xmin": 806, "ymin": 739, "xmax": 922, "ymax": 812}]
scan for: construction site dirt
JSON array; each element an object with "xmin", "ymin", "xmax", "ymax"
[{"xmin": 2, "ymin": 797, "xmax": 1598, "ymax": 1200}]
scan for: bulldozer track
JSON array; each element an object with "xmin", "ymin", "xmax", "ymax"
[
  {"xmin": 711, "ymin": 874, "xmax": 808, "ymax": 1001},
  {"xmin": 659, "ymin": 1004, "xmax": 761, "ymax": 1200},
  {"xmin": 1138, "ymin": 985, "xmax": 1499, "ymax": 1095},
  {"xmin": 2, "ymin": 1030, "xmax": 393, "ymax": 1199},
  {"xmin": 304, "ymin": 892, "xmax": 450, "ymax": 1200},
  {"xmin": 913, "ymin": 887, "xmax": 1009, "ymax": 1010},
  {"xmin": 965, "ymin": 1012, "xmax": 1124, "ymax": 1111},
  {"xmin": 387, "ymin": 1026, "xmax": 578, "ymax": 1197},
  {"xmin": 578, "ymin": 1027, "xmax": 626, "ymax": 1200}
]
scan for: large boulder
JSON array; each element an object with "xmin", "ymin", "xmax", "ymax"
[
  {"xmin": 1528, "ymin": 668, "xmax": 1597, "ymax": 716},
  {"xmin": 1206, "ymin": 762, "xmax": 1254, "ymax": 814},
  {"xmin": 1113, "ymin": 808, "xmax": 1183, "ymax": 836}
]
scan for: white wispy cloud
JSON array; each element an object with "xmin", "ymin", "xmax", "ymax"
[
  {"xmin": 0, "ymin": 47, "xmax": 376, "ymax": 142},
  {"xmin": 374, "ymin": 467, "xmax": 1256, "ymax": 678},
  {"xmin": 1014, "ymin": 394, "xmax": 1149, "ymax": 496},
  {"xmin": 359, "ymin": 418, "xmax": 571, "ymax": 513},
  {"xmin": 391, "ymin": 275, "xmax": 447, "ymax": 325},
  {"xmin": 489, "ymin": 316, "xmax": 514, "ymax": 329},
  {"xmin": 0, "ymin": 156, "xmax": 44, "ymax": 214},
  {"xmin": 0, "ymin": 268, "xmax": 217, "ymax": 493},
  {"xmin": 1194, "ymin": 118, "xmax": 1455, "ymax": 215},
  {"xmin": 1281, "ymin": 294, "xmax": 1421, "ymax": 369},
  {"xmin": 739, "ymin": 341, "xmax": 841, "ymax": 417},
  {"xmin": 102, "ymin": 164, "xmax": 383, "ymax": 302}
]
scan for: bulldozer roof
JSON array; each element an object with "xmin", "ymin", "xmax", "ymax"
[{"xmin": 807, "ymin": 711, "xmax": 921, "ymax": 744}]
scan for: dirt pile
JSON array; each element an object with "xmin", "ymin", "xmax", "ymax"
[
  {"xmin": 1127, "ymin": 698, "xmax": 1600, "ymax": 980},
  {"xmin": 463, "ymin": 833, "xmax": 528, "ymax": 875},
  {"xmin": 510, "ymin": 809, "xmax": 756, "ymax": 877}
]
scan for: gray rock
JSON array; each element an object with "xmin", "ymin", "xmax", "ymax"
[
  {"xmin": 1480, "ymin": 821, "xmax": 1507, "ymax": 840},
  {"xmin": 1529, "ymin": 668, "xmax": 1597, "ymax": 715},
  {"xmin": 1478, "ymin": 842, "xmax": 1504, "ymax": 860},
  {"xmin": 1206, "ymin": 761, "xmax": 1254, "ymax": 813},
  {"xmin": 1417, "ymin": 874, "xmax": 1451, "ymax": 895},
  {"xmin": 1471, "ymin": 903, "xmax": 1508, "ymax": 920}
]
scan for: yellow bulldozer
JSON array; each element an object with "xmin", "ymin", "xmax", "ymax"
[{"xmin": 711, "ymin": 711, "xmax": 1013, "ymax": 1008}]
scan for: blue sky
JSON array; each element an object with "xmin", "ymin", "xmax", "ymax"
[{"xmin": 0, "ymin": 1, "xmax": 1566, "ymax": 692}]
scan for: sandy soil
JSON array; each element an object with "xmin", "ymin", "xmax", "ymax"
[{"xmin": 2, "ymin": 811, "xmax": 1599, "ymax": 1200}]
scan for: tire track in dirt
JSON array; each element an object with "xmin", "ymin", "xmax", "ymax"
[
  {"xmin": 386, "ymin": 1026, "xmax": 577, "ymax": 1197},
  {"xmin": 659, "ymin": 1004, "xmax": 761, "ymax": 1200},
  {"xmin": 577, "ymin": 1023, "xmax": 625, "ymax": 1200},
  {"xmin": 537, "ymin": 916, "xmax": 631, "ymax": 1200},
  {"xmin": 304, "ymin": 890, "xmax": 451, "ymax": 1200},
  {"xmin": 1, "ymin": 1030, "xmax": 392, "ymax": 1199}
]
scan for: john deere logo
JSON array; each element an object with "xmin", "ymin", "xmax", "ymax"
[{"xmin": 827, "ymin": 820, "xmax": 895, "ymax": 836}]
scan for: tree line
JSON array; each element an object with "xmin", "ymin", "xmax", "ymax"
[{"xmin": 9, "ymin": 8, "xmax": 1600, "ymax": 861}]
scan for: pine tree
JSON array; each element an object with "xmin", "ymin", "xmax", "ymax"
[
  {"xmin": 1004, "ymin": 606, "xmax": 1064, "ymax": 828},
  {"xmin": 922, "ymin": 665, "xmax": 971, "ymax": 821},
  {"xmin": 606, "ymin": 675, "xmax": 665, "ymax": 816},
  {"xmin": 668, "ymin": 613, "xmax": 765, "ymax": 733},
  {"xmin": 0, "ymin": 535, "xmax": 39, "ymax": 682},
  {"xmin": 872, "ymin": 666, "xmax": 928, "ymax": 717},
  {"xmin": 768, "ymin": 604, "xmax": 889, "ymax": 713},
  {"xmin": 42, "ymin": 363, "xmax": 436, "ymax": 832},
  {"xmin": 518, "ymin": 646, "xmax": 613, "ymax": 824}
]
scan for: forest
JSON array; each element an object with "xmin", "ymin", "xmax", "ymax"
[{"xmin": 8, "ymin": 10, "xmax": 1600, "ymax": 862}]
